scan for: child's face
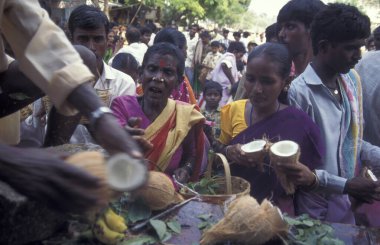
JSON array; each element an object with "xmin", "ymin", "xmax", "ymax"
[
  {"xmin": 212, "ymin": 46, "xmax": 219, "ymax": 53},
  {"xmin": 205, "ymin": 88, "xmax": 221, "ymax": 109}
]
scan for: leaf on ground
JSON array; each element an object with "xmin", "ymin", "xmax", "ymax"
[
  {"xmin": 120, "ymin": 235, "xmax": 157, "ymax": 245},
  {"xmin": 149, "ymin": 219, "xmax": 167, "ymax": 241},
  {"xmin": 167, "ymin": 220, "xmax": 181, "ymax": 234},
  {"xmin": 127, "ymin": 199, "xmax": 152, "ymax": 223},
  {"xmin": 161, "ymin": 232, "xmax": 172, "ymax": 242},
  {"xmin": 302, "ymin": 220, "xmax": 314, "ymax": 227},
  {"xmin": 198, "ymin": 221, "xmax": 209, "ymax": 230},
  {"xmin": 198, "ymin": 213, "xmax": 212, "ymax": 221}
]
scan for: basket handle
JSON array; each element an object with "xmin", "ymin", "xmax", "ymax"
[{"xmin": 205, "ymin": 152, "xmax": 232, "ymax": 195}]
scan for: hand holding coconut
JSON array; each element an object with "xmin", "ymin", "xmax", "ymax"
[
  {"xmin": 274, "ymin": 160, "xmax": 317, "ymax": 188},
  {"xmin": 124, "ymin": 117, "xmax": 153, "ymax": 153},
  {"xmin": 225, "ymin": 142, "xmax": 266, "ymax": 168},
  {"xmin": 344, "ymin": 176, "xmax": 380, "ymax": 204}
]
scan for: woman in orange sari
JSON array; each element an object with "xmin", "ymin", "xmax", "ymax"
[{"xmin": 112, "ymin": 43, "xmax": 205, "ymax": 183}]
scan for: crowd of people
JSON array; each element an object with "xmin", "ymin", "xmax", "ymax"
[{"xmin": 2, "ymin": 0, "xmax": 380, "ymax": 235}]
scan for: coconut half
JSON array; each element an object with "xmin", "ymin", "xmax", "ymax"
[
  {"xmin": 107, "ymin": 153, "xmax": 148, "ymax": 192},
  {"xmin": 270, "ymin": 140, "xmax": 299, "ymax": 157},
  {"xmin": 241, "ymin": 139, "xmax": 267, "ymax": 153}
]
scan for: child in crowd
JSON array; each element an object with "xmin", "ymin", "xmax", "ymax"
[
  {"xmin": 200, "ymin": 41, "xmax": 223, "ymax": 84},
  {"xmin": 201, "ymin": 81, "xmax": 223, "ymax": 148},
  {"xmin": 111, "ymin": 53, "xmax": 139, "ymax": 83}
]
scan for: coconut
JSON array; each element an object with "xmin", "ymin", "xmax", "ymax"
[
  {"xmin": 240, "ymin": 139, "xmax": 268, "ymax": 171},
  {"xmin": 106, "ymin": 153, "xmax": 148, "ymax": 192},
  {"xmin": 200, "ymin": 196, "xmax": 288, "ymax": 245},
  {"xmin": 269, "ymin": 140, "xmax": 300, "ymax": 194},
  {"xmin": 134, "ymin": 171, "xmax": 184, "ymax": 211},
  {"xmin": 65, "ymin": 151, "xmax": 115, "ymax": 211}
]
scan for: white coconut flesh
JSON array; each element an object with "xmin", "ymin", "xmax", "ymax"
[
  {"xmin": 241, "ymin": 140, "xmax": 267, "ymax": 153},
  {"xmin": 270, "ymin": 140, "xmax": 299, "ymax": 157},
  {"xmin": 106, "ymin": 153, "xmax": 147, "ymax": 191}
]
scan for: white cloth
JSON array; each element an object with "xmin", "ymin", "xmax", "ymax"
[
  {"xmin": 94, "ymin": 62, "xmax": 136, "ymax": 106},
  {"xmin": 185, "ymin": 32, "xmax": 199, "ymax": 68},
  {"xmin": 108, "ymin": 42, "xmax": 148, "ymax": 66},
  {"xmin": 71, "ymin": 62, "xmax": 136, "ymax": 144}
]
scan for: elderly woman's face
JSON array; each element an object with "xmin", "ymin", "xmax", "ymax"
[{"xmin": 141, "ymin": 53, "xmax": 179, "ymax": 104}]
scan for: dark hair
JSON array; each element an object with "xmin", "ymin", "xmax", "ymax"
[
  {"xmin": 110, "ymin": 22, "xmax": 118, "ymax": 29},
  {"xmin": 223, "ymin": 29, "xmax": 229, "ymax": 34},
  {"xmin": 126, "ymin": 26, "xmax": 141, "ymax": 43},
  {"xmin": 311, "ymin": 3, "xmax": 371, "ymax": 55},
  {"xmin": 146, "ymin": 22, "xmax": 157, "ymax": 33},
  {"xmin": 112, "ymin": 53, "xmax": 139, "ymax": 71},
  {"xmin": 277, "ymin": 0, "xmax": 326, "ymax": 28},
  {"xmin": 248, "ymin": 42, "xmax": 258, "ymax": 47},
  {"xmin": 248, "ymin": 43, "xmax": 292, "ymax": 79},
  {"xmin": 142, "ymin": 43, "xmax": 185, "ymax": 84},
  {"xmin": 68, "ymin": 5, "xmax": 109, "ymax": 36},
  {"xmin": 154, "ymin": 28, "xmax": 187, "ymax": 51},
  {"xmin": 203, "ymin": 81, "xmax": 223, "ymax": 96},
  {"xmin": 248, "ymin": 43, "xmax": 292, "ymax": 104},
  {"xmin": 374, "ymin": 26, "xmax": 380, "ymax": 36},
  {"xmin": 233, "ymin": 32, "xmax": 241, "ymax": 38},
  {"xmin": 140, "ymin": 26, "xmax": 152, "ymax": 36},
  {"xmin": 243, "ymin": 31, "xmax": 250, "ymax": 38},
  {"xmin": 200, "ymin": 31, "xmax": 211, "ymax": 39},
  {"xmin": 211, "ymin": 41, "xmax": 220, "ymax": 47},
  {"xmin": 265, "ymin": 23, "xmax": 278, "ymax": 42},
  {"xmin": 227, "ymin": 41, "xmax": 246, "ymax": 53},
  {"xmin": 190, "ymin": 23, "xmax": 199, "ymax": 30}
]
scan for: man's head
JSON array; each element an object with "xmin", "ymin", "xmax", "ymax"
[
  {"xmin": 227, "ymin": 41, "xmax": 246, "ymax": 60},
  {"xmin": 373, "ymin": 26, "xmax": 380, "ymax": 50},
  {"xmin": 311, "ymin": 3, "xmax": 370, "ymax": 74},
  {"xmin": 139, "ymin": 26, "xmax": 152, "ymax": 45},
  {"xmin": 126, "ymin": 26, "xmax": 141, "ymax": 44},
  {"xmin": 68, "ymin": 5, "xmax": 109, "ymax": 69},
  {"xmin": 222, "ymin": 29, "xmax": 229, "ymax": 39},
  {"xmin": 189, "ymin": 24, "xmax": 199, "ymax": 38},
  {"xmin": 243, "ymin": 31, "xmax": 250, "ymax": 38},
  {"xmin": 200, "ymin": 31, "xmax": 211, "ymax": 45},
  {"xmin": 265, "ymin": 23, "xmax": 278, "ymax": 43},
  {"xmin": 203, "ymin": 81, "xmax": 222, "ymax": 109},
  {"xmin": 277, "ymin": 0, "xmax": 326, "ymax": 57},
  {"xmin": 233, "ymin": 32, "xmax": 241, "ymax": 42}
]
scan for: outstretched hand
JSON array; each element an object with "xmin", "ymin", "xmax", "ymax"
[
  {"xmin": 125, "ymin": 117, "xmax": 153, "ymax": 153},
  {"xmin": 0, "ymin": 145, "xmax": 103, "ymax": 213}
]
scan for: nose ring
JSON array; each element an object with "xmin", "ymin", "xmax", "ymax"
[{"xmin": 153, "ymin": 77, "xmax": 165, "ymax": 83}]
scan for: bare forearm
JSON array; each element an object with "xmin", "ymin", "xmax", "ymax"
[{"xmin": 221, "ymin": 64, "xmax": 234, "ymax": 85}]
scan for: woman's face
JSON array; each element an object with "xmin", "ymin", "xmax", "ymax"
[
  {"xmin": 244, "ymin": 55, "xmax": 287, "ymax": 110},
  {"xmin": 141, "ymin": 53, "xmax": 179, "ymax": 104}
]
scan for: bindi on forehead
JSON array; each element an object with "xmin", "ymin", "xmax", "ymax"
[{"xmin": 159, "ymin": 59, "xmax": 169, "ymax": 68}]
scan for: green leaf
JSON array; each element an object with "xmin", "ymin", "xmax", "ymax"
[
  {"xmin": 120, "ymin": 235, "xmax": 157, "ymax": 245},
  {"xmin": 149, "ymin": 219, "xmax": 167, "ymax": 241},
  {"xmin": 167, "ymin": 220, "xmax": 181, "ymax": 234},
  {"xmin": 127, "ymin": 199, "xmax": 152, "ymax": 223},
  {"xmin": 198, "ymin": 221, "xmax": 209, "ymax": 230},
  {"xmin": 302, "ymin": 220, "xmax": 314, "ymax": 227},
  {"xmin": 200, "ymin": 178, "xmax": 208, "ymax": 187},
  {"xmin": 198, "ymin": 213, "xmax": 212, "ymax": 221},
  {"xmin": 162, "ymin": 232, "xmax": 172, "ymax": 242}
]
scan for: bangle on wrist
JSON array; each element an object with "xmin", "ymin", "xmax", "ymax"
[
  {"xmin": 89, "ymin": 106, "xmax": 113, "ymax": 130},
  {"xmin": 304, "ymin": 170, "xmax": 319, "ymax": 191}
]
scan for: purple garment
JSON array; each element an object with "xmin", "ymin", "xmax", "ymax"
[
  {"xmin": 111, "ymin": 95, "xmax": 183, "ymax": 174},
  {"xmin": 230, "ymin": 106, "xmax": 325, "ymax": 216}
]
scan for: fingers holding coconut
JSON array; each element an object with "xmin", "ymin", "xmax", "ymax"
[
  {"xmin": 132, "ymin": 135, "xmax": 153, "ymax": 153},
  {"xmin": 226, "ymin": 144, "xmax": 248, "ymax": 165},
  {"xmin": 276, "ymin": 161, "xmax": 316, "ymax": 187},
  {"xmin": 344, "ymin": 176, "xmax": 380, "ymax": 204}
]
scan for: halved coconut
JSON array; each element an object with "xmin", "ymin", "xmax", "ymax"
[
  {"xmin": 269, "ymin": 140, "xmax": 300, "ymax": 194},
  {"xmin": 240, "ymin": 139, "xmax": 268, "ymax": 170},
  {"xmin": 241, "ymin": 139, "xmax": 267, "ymax": 153},
  {"xmin": 107, "ymin": 153, "xmax": 148, "ymax": 192}
]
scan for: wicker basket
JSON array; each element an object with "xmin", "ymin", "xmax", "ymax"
[{"xmin": 180, "ymin": 153, "xmax": 250, "ymax": 204}]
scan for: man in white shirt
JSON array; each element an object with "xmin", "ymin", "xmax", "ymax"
[
  {"xmin": 184, "ymin": 24, "xmax": 199, "ymax": 86},
  {"xmin": 108, "ymin": 26, "xmax": 148, "ymax": 67},
  {"xmin": 45, "ymin": 5, "xmax": 136, "ymax": 146}
]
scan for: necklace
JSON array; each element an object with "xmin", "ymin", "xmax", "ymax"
[
  {"xmin": 249, "ymin": 101, "xmax": 280, "ymax": 126},
  {"xmin": 325, "ymin": 81, "xmax": 339, "ymax": 95}
]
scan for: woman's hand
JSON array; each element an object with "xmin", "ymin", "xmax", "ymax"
[
  {"xmin": 173, "ymin": 167, "xmax": 190, "ymax": 183},
  {"xmin": 225, "ymin": 144, "xmax": 264, "ymax": 167},
  {"xmin": 125, "ymin": 117, "xmax": 153, "ymax": 153},
  {"xmin": 275, "ymin": 161, "xmax": 316, "ymax": 187}
]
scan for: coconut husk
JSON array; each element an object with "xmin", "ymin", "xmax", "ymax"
[
  {"xmin": 65, "ymin": 151, "xmax": 120, "ymax": 219},
  {"xmin": 134, "ymin": 171, "xmax": 184, "ymax": 211},
  {"xmin": 20, "ymin": 104, "xmax": 33, "ymax": 121},
  {"xmin": 200, "ymin": 196, "xmax": 288, "ymax": 245},
  {"xmin": 269, "ymin": 142, "xmax": 300, "ymax": 195}
]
